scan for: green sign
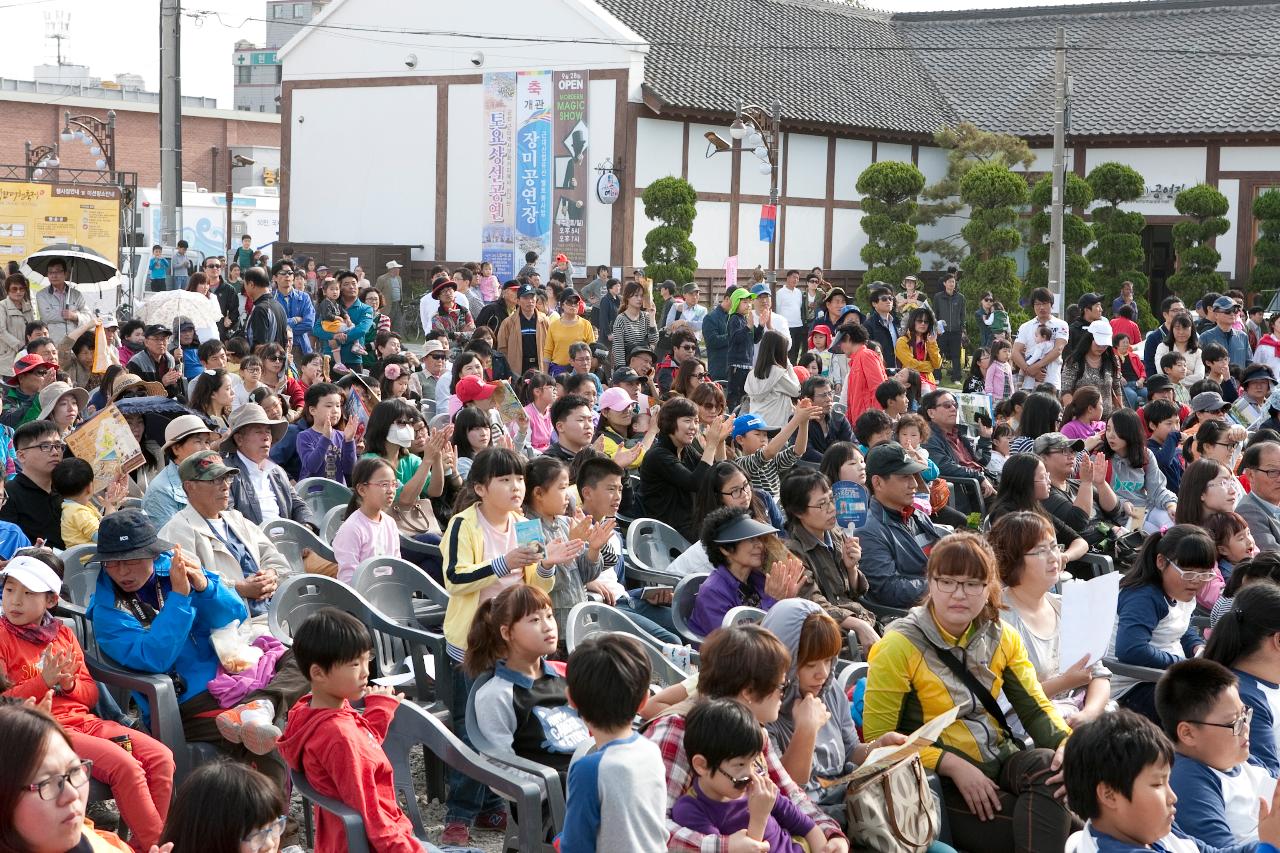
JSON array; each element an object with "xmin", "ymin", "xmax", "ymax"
[{"xmin": 238, "ymin": 51, "xmax": 278, "ymax": 66}]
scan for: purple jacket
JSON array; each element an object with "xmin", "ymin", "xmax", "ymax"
[
  {"xmin": 688, "ymin": 565, "xmax": 777, "ymax": 638},
  {"xmin": 672, "ymin": 778, "xmax": 812, "ymax": 852},
  {"xmin": 295, "ymin": 427, "xmax": 356, "ymax": 485}
]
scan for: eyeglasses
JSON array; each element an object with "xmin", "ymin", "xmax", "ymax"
[
  {"xmin": 1252, "ymin": 467, "xmax": 1280, "ymax": 480},
  {"xmin": 1166, "ymin": 560, "xmax": 1218, "ymax": 584},
  {"xmin": 30, "ymin": 366, "xmax": 53, "ymax": 375},
  {"xmin": 394, "ymin": 418, "xmax": 415, "ymax": 426},
  {"xmin": 720, "ymin": 483, "xmax": 751, "ymax": 500},
  {"xmin": 428, "ymin": 352, "xmax": 447, "ymax": 360},
  {"xmin": 206, "ymin": 264, "xmax": 222, "ymax": 270},
  {"xmin": 1026, "ymin": 544, "xmax": 1066, "ymax": 561},
  {"xmin": 364, "ymin": 480, "xmax": 399, "ymax": 491},
  {"xmin": 276, "ymin": 271, "xmax": 294, "ymax": 277},
  {"xmin": 20, "ymin": 442, "xmax": 63, "ymax": 454},
  {"xmin": 1206, "ymin": 478, "xmax": 1238, "ymax": 492},
  {"xmin": 1189, "ymin": 706, "xmax": 1252, "ymax": 738},
  {"xmin": 264, "ymin": 355, "xmax": 283, "ymax": 362},
  {"xmin": 932, "ymin": 576, "xmax": 987, "ymax": 595},
  {"xmin": 242, "ymin": 815, "xmax": 287, "ymax": 848},
  {"xmin": 933, "ymin": 401, "xmax": 958, "ymax": 410},
  {"xmin": 25, "ymin": 759, "xmax": 93, "ymax": 800},
  {"xmin": 678, "ymin": 343, "xmax": 698, "ymax": 351},
  {"xmin": 715, "ymin": 765, "xmax": 754, "ymax": 791},
  {"xmin": 808, "ymin": 496, "xmax": 836, "ymax": 511}
]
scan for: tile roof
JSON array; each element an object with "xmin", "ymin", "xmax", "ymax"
[
  {"xmin": 591, "ymin": 0, "xmax": 959, "ymax": 135},
  {"xmin": 595, "ymin": 0, "xmax": 1280, "ymax": 138},
  {"xmin": 895, "ymin": 0, "xmax": 1280, "ymax": 138}
]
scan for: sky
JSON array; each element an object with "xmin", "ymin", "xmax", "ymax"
[{"xmin": 0, "ymin": 0, "xmax": 1150, "ymax": 109}]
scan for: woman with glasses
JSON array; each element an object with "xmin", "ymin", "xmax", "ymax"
[
  {"xmin": 0, "ymin": 703, "xmax": 141, "ymax": 852},
  {"xmin": 1107, "ymin": 525, "xmax": 1214, "ymax": 721},
  {"xmin": 669, "ymin": 355, "xmax": 708, "ymax": 400},
  {"xmin": 864, "ymin": 532, "xmax": 1077, "ymax": 853},
  {"xmin": 989, "ymin": 511, "xmax": 1112, "ymax": 729},
  {"xmin": 779, "ymin": 468, "xmax": 879, "ymax": 652},
  {"xmin": 160, "ymin": 761, "xmax": 287, "ymax": 853},
  {"xmin": 256, "ymin": 343, "xmax": 304, "ymax": 413},
  {"xmin": 686, "ymin": 506, "xmax": 803, "ymax": 639},
  {"xmin": 1177, "ymin": 458, "xmax": 1242, "ymax": 526},
  {"xmin": 667, "ymin": 462, "xmax": 785, "ymax": 578},
  {"xmin": 894, "ymin": 307, "xmax": 943, "ymax": 389},
  {"xmin": 985, "ymin": 453, "xmax": 1089, "ymax": 564}
]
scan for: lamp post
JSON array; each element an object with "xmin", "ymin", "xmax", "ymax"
[
  {"xmin": 24, "ymin": 141, "xmax": 60, "ymax": 181},
  {"xmin": 706, "ymin": 100, "xmax": 783, "ymax": 284},
  {"xmin": 59, "ymin": 109, "xmax": 116, "ymax": 177},
  {"xmin": 225, "ymin": 152, "xmax": 256, "ymax": 259}
]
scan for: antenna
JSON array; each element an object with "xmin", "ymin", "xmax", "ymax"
[{"xmin": 44, "ymin": 11, "xmax": 71, "ymax": 66}]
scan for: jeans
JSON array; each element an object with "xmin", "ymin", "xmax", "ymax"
[
  {"xmin": 615, "ymin": 596, "xmax": 679, "ymax": 644},
  {"xmin": 1124, "ymin": 380, "xmax": 1147, "ymax": 409},
  {"xmin": 446, "ymin": 660, "xmax": 506, "ymax": 823},
  {"xmin": 171, "ymin": 275, "xmax": 188, "ymax": 292}
]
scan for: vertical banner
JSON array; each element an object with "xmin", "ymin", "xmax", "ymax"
[
  {"xmin": 482, "ymin": 72, "xmax": 517, "ymax": 282},
  {"xmin": 759, "ymin": 204, "xmax": 777, "ymax": 242},
  {"xmin": 552, "ymin": 70, "xmax": 589, "ymax": 276},
  {"xmin": 516, "ymin": 71, "xmax": 553, "ymax": 280}
]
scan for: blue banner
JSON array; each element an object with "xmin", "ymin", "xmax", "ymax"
[
  {"xmin": 516, "ymin": 71, "xmax": 553, "ymax": 272},
  {"xmin": 834, "ymin": 480, "xmax": 869, "ymax": 530}
]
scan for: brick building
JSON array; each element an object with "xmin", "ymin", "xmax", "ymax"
[{"xmin": 0, "ymin": 84, "xmax": 280, "ymax": 191}]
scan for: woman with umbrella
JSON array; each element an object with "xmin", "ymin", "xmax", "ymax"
[{"xmin": 184, "ymin": 272, "xmax": 221, "ymax": 343}]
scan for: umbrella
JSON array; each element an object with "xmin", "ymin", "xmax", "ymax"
[
  {"xmin": 138, "ymin": 289, "xmax": 223, "ymax": 331},
  {"xmin": 26, "ymin": 243, "xmax": 117, "ymax": 284},
  {"xmin": 113, "ymin": 396, "xmax": 216, "ymax": 446}
]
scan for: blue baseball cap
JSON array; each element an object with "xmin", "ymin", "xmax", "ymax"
[
  {"xmin": 750, "ymin": 283, "xmax": 771, "ymax": 296},
  {"xmin": 731, "ymin": 412, "xmax": 769, "ymax": 439}
]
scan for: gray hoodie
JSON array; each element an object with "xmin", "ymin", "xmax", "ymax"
[
  {"xmin": 1109, "ymin": 446, "xmax": 1176, "ymax": 514},
  {"xmin": 761, "ymin": 599, "xmax": 859, "ymax": 791}
]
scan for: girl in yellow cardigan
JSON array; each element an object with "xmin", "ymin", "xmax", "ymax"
[{"xmin": 895, "ymin": 306, "xmax": 944, "ymax": 387}]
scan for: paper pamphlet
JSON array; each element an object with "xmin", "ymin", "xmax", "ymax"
[
  {"xmin": 496, "ymin": 380, "xmax": 526, "ymax": 424},
  {"xmin": 63, "ymin": 404, "xmax": 143, "ymax": 495},
  {"xmin": 821, "ymin": 706, "xmax": 959, "ymax": 787},
  {"xmin": 371, "ymin": 654, "xmax": 436, "ymax": 687},
  {"xmin": 1058, "ymin": 570, "xmax": 1121, "ymax": 672},
  {"xmin": 516, "ymin": 519, "xmax": 546, "ymax": 554},
  {"xmin": 955, "ymin": 392, "xmax": 994, "ymax": 427}
]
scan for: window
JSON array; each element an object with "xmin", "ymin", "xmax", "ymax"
[
  {"xmin": 294, "ymin": 3, "xmax": 308, "ymax": 16},
  {"xmin": 236, "ymin": 66, "xmax": 252, "ymax": 84},
  {"xmin": 271, "ymin": 4, "xmax": 287, "ymax": 17}
]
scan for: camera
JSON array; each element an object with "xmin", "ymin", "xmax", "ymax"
[
  {"xmin": 404, "ymin": 53, "xmax": 418, "ymax": 69},
  {"xmin": 470, "ymin": 51, "xmax": 484, "ymax": 67}
]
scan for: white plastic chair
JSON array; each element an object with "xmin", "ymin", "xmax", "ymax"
[
  {"xmin": 624, "ymin": 518, "xmax": 691, "ymax": 587},
  {"xmin": 319, "ymin": 505, "xmax": 346, "ymax": 544},
  {"xmin": 670, "ymin": 573, "xmax": 709, "ymax": 645},
  {"xmin": 296, "ymin": 478, "xmax": 353, "ymax": 521},
  {"xmin": 721, "ymin": 606, "xmax": 765, "ymax": 629}
]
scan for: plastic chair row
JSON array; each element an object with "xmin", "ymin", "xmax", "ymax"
[
  {"xmin": 296, "ymin": 477, "xmax": 354, "ymax": 522},
  {"xmin": 563, "ymin": 601, "xmax": 693, "ymax": 688}
]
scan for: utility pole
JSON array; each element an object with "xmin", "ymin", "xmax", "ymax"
[
  {"xmin": 159, "ymin": 0, "xmax": 183, "ymax": 298},
  {"xmin": 1048, "ymin": 26, "xmax": 1068, "ymax": 312},
  {"xmin": 767, "ymin": 99, "xmax": 781, "ymax": 286}
]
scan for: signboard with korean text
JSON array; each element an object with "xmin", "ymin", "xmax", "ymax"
[
  {"xmin": 516, "ymin": 71, "xmax": 553, "ymax": 279},
  {"xmin": 482, "ymin": 72, "xmax": 517, "ymax": 282},
  {"xmin": 0, "ymin": 181, "xmax": 120, "ymax": 267},
  {"xmin": 552, "ymin": 70, "xmax": 588, "ymax": 271}
]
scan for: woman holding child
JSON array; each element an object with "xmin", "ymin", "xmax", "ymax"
[{"xmin": 864, "ymin": 532, "xmax": 1078, "ymax": 853}]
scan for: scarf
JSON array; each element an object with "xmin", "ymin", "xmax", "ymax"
[{"xmin": 0, "ymin": 611, "xmax": 59, "ymax": 646}]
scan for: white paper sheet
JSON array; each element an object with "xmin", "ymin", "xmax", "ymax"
[
  {"xmin": 1058, "ymin": 571, "xmax": 1121, "ymax": 671},
  {"xmin": 371, "ymin": 654, "xmax": 436, "ymax": 687}
]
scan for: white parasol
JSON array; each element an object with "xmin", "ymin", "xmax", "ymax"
[{"xmin": 138, "ymin": 290, "xmax": 223, "ymax": 331}]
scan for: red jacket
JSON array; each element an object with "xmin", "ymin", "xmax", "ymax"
[
  {"xmin": 278, "ymin": 694, "xmax": 419, "ymax": 853},
  {"xmin": 0, "ymin": 621, "xmax": 98, "ymax": 730},
  {"xmin": 846, "ymin": 345, "xmax": 888, "ymax": 416}
]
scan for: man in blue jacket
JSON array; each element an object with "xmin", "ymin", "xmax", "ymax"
[
  {"xmin": 90, "ymin": 508, "xmax": 307, "ymax": 792},
  {"xmin": 312, "ymin": 270, "xmax": 373, "ymax": 370},
  {"xmin": 702, "ymin": 288, "xmax": 732, "ymax": 382},
  {"xmin": 273, "ymin": 260, "xmax": 314, "ymax": 355},
  {"xmin": 855, "ymin": 441, "xmax": 943, "ymax": 608}
]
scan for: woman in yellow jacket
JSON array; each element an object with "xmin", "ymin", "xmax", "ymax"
[
  {"xmin": 863, "ymin": 532, "xmax": 1077, "ymax": 853},
  {"xmin": 894, "ymin": 306, "xmax": 944, "ymax": 387}
]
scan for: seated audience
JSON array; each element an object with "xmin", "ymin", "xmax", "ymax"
[
  {"xmin": 1238, "ymin": 441, "xmax": 1280, "ymax": 552},
  {"xmin": 222, "ymin": 403, "xmax": 315, "ymax": 528},
  {"xmin": 159, "ymin": 761, "xmax": 288, "ymax": 853},
  {"xmin": 141, "ymin": 414, "xmax": 219, "ymax": 530},
  {"xmin": 986, "ymin": 453, "xmax": 1089, "ymax": 563},
  {"xmin": 331, "ymin": 457, "xmax": 401, "ymax": 583},
  {"xmin": 1205, "ymin": 577, "xmax": 1280, "ymax": 776},
  {"xmin": 639, "ymin": 397, "xmax": 729, "ymax": 543},
  {"xmin": 857, "ymin": 441, "xmax": 944, "ymax": 607},
  {"xmin": 0, "ymin": 420, "xmax": 67, "ymax": 548}
]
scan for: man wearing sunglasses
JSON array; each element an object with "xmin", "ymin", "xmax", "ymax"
[
  {"xmin": 418, "ymin": 339, "xmax": 450, "ymax": 418},
  {"xmin": 1200, "ymin": 295, "xmax": 1253, "ymax": 369},
  {"xmin": 1, "ymin": 353, "xmax": 56, "ymax": 428},
  {"xmin": 273, "ymin": 260, "xmax": 313, "ymax": 355}
]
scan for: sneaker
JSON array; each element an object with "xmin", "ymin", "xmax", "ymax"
[
  {"xmin": 438, "ymin": 822, "xmax": 471, "ymax": 846},
  {"xmin": 474, "ymin": 808, "xmax": 508, "ymax": 831},
  {"xmin": 215, "ymin": 699, "xmax": 275, "ymax": 747}
]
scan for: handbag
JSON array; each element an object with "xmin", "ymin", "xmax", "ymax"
[
  {"xmin": 389, "ymin": 498, "xmax": 441, "ymax": 537},
  {"xmin": 843, "ymin": 752, "xmax": 939, "ymax": 853}
]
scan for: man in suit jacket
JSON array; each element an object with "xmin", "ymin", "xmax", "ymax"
[
  {"xmin": 220, "ymin": 403, "xmax": 314, "ymax": 529},
  {"xmin": 1238, "ymin": 441, "xmax": 1280, "ymax": 552}
]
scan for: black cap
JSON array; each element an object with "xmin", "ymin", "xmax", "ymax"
[
  {"xmin": 144, "ymin": 323, "xmax": 172, "ymax": 338},
  {"xmin": 628, "ymin": 347, "xmax": 656, "ymax": 361},
  {"xmin": 1145, "ymin": 375, "xmax": 1174, "ymax": 394},
  {"xmin": 97, "ymin": 509, "xmax": 174, "ymax": 561},
  {"xmin": 611, "ymin": 367, "xmax": 640, "ymax": 384},
  {"xmin": 709, "ymin": 513, "xmax": 779, "ymax": 544},
  {"xmin": 865, "ymin": 441, "xmax": 928, "ymax": 478},
  {"xmin": 1078, "ymin": 293, "xmax": 1103, "ymax": 309}
]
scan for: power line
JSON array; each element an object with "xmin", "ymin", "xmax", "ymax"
[{"xmin": 182, "ymin": 8, "xmax": 1280, "ymax": 58}]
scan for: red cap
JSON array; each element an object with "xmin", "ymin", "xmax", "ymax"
[
  {"xmin": 456, "ymin": 374, "xmax": 498, "ymax": 404},
  {"xmin": 6, "ymin": 353, "xmax": 55, "ymax": 386}
]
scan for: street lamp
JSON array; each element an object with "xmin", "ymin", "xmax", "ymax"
[
  {"xmin": 60, "ymin": 110, "xmax": 116, "ymax": 175},
  {"xmin": 225, "ymin": 152, "xmax": 256, "ymax": 257},
  {"xmin": 704, "ymin": 100, "xmax": 783, "ymax": 283},
  {"xmin": 24, "ymin": 141, "xmax": 60, "ymax": 180}
]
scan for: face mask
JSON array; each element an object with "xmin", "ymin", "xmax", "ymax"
[{"xmin": 387, "ymin": 424, "xmax": 414, "ymax": 448}]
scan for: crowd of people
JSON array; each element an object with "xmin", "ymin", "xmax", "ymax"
[{"xmin": 4, "ymin": 249, "xmax": 1280, "ymax": 853}]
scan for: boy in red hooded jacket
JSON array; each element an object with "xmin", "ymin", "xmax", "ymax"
[
  {"xmin": 0, "ymin": 555, "xmax": 174, "ymax": 851},
  {"xmin": 278, "ymin": 607, "xmax": 421, "ymax": 853}
]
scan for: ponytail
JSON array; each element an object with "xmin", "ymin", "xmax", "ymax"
[
  {"xmin": 1120, "ymin": 524, "xmax": 1216, "ymax": 590},
  {"xmin": 1204, "ymin": 582, "xmax": 1280, "ymax": 669},
  {"xmin": 463, "ymin": 584, "xmax": 554, "ymax": 678},
  {"xmin": 453, "ymin": 447, "xmax": 525, "ymax": 515},
  {"xmin": 516, "ymin": 370, "xmax": 556, "ymax": 406}
]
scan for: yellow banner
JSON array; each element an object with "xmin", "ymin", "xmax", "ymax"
[{"xmin": 0, "ymin": 180, "xmax": 120, "ymax": 266}]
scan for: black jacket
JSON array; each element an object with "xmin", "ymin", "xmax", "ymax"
[
  {"xmin": 866, "ymin": 311, "xmax": 899, "ymax": 370},
  {"xmin": 932, "ymin": 289, "xmax": 966, "ymax": 332},
  {"xmin": 246, "ymin": 296, "xmax": 288, "ymax": 350},
  {"xmin": 638, "ymin": 433, "xmax": 711, "ymax": 542},
  {"xmin": 213, "ymin": 282, "xmax": 240, "ymax": 338},
  {"xmin": 0, "ymin": 473, "xmax": 63, "ymax": 549}
]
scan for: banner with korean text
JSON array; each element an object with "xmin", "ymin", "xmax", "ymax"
[
  {"xmin": 552, "ymin": 70, "xmax": 588, "ymax": 273},
  {"xmin": 482, "ymin": 72, "xmax": 517, "ymax": 282},
  {"xmin": 0, "ymin": 181, "xmax": 120, "ymax": 267}
]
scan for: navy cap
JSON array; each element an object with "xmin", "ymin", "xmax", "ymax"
[
  {"xmin": 97, "ymin": 509, "xmax": 174, "ymax": 562},
  {"xmin": 865, "ymin": 441, "xmax": 927, "ymax": 478},
  {"xmin": 611, "ymin": 367, "xmax": 640, "ymax": 384},
  {"xmin": 517, "ymin": 283, "xmax": 538, "ymax": 298},
  {"xmin": 1213, "ymin": 295, "xmax": 1238, "ymax": 312},
  {"xmin": 709, "ymin": 512, "xmax": 779, "ymax": 544}
]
